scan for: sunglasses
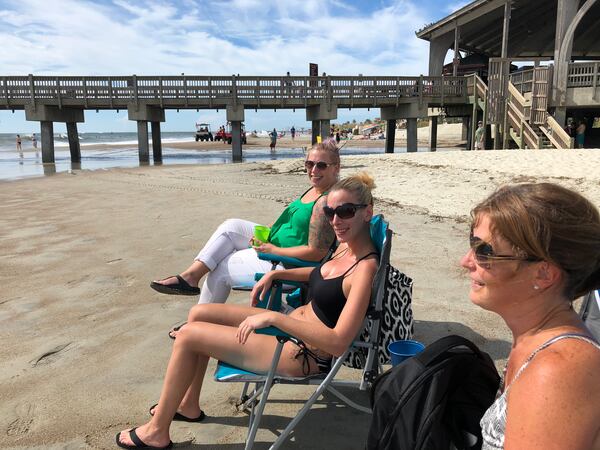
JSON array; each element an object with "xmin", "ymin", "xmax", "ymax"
[
  {"xmin": 305, "ymin": 160, "xmax": 335, "ymax": 171},
  {"xmin": 469, "ymin": 232, "xmax": 540, "ymax": 269},
  {"xmin": 323, "ymin": 203, "xmax": 367, "ymax": 220}
]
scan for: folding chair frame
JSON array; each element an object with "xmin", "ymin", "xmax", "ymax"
[{"xmin": 215, "ymin": 216, "xmax": 392, "ymax": 450}]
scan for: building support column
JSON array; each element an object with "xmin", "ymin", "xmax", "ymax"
[
  {"xmin": 407, "ymin": 118, "xmax": 418, "ymax": 153},
  {"xmin": 320, "ymin": 120, "xmax": 330, "ymax": 142},
  {"xmin": 66, "ymin": 122, "xmax": 81, "ymax": 163},
  {"xmin": 385, "ymin": 120, "xmax": 396, "ymax": 153},
  {"xmin": 311, "ymin": 121, "xmax": 319, "ymax": 145},
  {"xmin": 470, "ymin": 102, "xmax": 478, "ymax": 150},
  {"xmin": 41, "ymin": 121, "xmax": 54, "ymax": 164},
  {"xmin": 137, "ymin": 121, "xmax": 149, "ymax": 163},
  {"xmin": 428, "ymin": 32, "xmax": 454, "ymax": 76},
  {"xmin": 151, "ymin": 121, "xmax": 162, "ymax": 162},
  {"xmin": 453, "ymin": 24, "xmax": 460, "ymax": 77},
  {"xmin": 461, "ymin": 117, "xmax": 469, "ymax": 141},
  {"xmin": 429, "ymin": 116, "xmax": 438, "ymax": 152},
  {"xmin": 231, "ymin": 120, "xmax": 242, "ymax": 162}
]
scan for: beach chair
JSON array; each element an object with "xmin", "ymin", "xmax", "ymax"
[
  {"xmin": 215, "ymin": 215, "xmax": 392, "ymax": 450},
  {"xmin": 580, "ymin": 289, "xmax": 600, "ymax": 341}
]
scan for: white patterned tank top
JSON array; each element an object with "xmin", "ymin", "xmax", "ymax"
[{"xmin": 480, "ymin": 333, "xmax": 600, "ymax": 450}]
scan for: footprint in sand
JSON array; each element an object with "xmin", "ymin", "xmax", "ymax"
[
  {"xmin": 29, "ymin": 343, "xmax": 72, "ymax": 367},
  {"xmin": 6, "ymin": 402, "xmax": 35, "ymax": 436}
]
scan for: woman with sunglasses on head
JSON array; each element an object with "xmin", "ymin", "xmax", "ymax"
[
  {"xmin": 116, "ymin": 173, "xmax": 379, "ymax": 449},
  {"xmin": 461, "ymin": 183, "xmax": 600, "ymax": 450},
  {"xmin": 150, "ymin": 140, "xmax": 340, "ymax": 308}
]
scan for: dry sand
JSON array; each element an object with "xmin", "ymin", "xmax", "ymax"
[{"xmin": 1, "ymin": 147, "xmax": 599, "ymax": 449}]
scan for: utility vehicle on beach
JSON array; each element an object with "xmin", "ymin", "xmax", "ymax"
[
  {"xmin": 195, "ymin": 123, "xmax": 213, "ymax": 142},
  {"xmin": 214, "ymin": 122, "xmax": 247, "ymax": 144}
]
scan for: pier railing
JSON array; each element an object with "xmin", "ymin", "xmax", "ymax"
[
  {"xmin": 567, "ymin": 62, "xmax": 600, "ymax": 88},
  {"xmin": 1, "ymin": 75, "xmax": 467, "ymax": 110}
]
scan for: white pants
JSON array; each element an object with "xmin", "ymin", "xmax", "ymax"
[{"xmin": 195, "ymin": 218, "xmax": 283, "ymax": 304}]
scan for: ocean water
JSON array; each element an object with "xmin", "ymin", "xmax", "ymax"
[{"xmin": 0, "ymin": 132, "xmax": 427, "ymax": 181}]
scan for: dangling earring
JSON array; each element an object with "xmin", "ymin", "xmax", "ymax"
[{"xmin": 533, "ymin": 285, "xmax": 540, "ymax": 290}]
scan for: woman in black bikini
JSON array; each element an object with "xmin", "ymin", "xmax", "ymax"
[{"xmin": 116, "ymin": 173, "xmax": 379, "ymax": 449}]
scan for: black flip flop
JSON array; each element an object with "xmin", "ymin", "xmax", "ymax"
[
  {"xmin": 149, "ymin": 403, "xmax": 206, "ymax": 423},
  {"xmin": 115, "ymin": 427, "xmax": 173, "ymax": 449},
  {"xmin": 168, "ymin": 322, "xmax": 187, "ymax": 340},
  {"xmin": 150, "ymin": 275, "xmax": 200, "ymax": 296}
]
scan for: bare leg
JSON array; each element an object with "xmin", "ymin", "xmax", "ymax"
[
  {"xmin": 153, "ymin": 260, "xmax": 208, "ymax": 288},
  {"xmin": 117, "ymin": 320, "xmax": 304, "ymax": 447}
]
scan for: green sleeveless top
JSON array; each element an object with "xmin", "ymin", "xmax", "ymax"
[{"xmin": 268, "ymin": 188, "xmax": 325, "ymax": 248}]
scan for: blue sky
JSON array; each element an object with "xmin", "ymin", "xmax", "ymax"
[{"xmin": 0, "ymin": 0, "xmax": 469, "ymax": 133}]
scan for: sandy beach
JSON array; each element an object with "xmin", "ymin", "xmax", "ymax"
[{"xmin": 1, "ymin": 147, "xmax": 599, "ymax": 449}]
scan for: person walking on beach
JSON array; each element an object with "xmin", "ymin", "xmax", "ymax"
[
  {"xmin": 16, "ymin": 134, "xmax": 22, "ymax": 151},
  {"xmin": 290, "ymin": 126, "xmax": 296, "ymax": 141},
  {"xmin": 270, "ymin": 128, "xmax": 277, "ymax": 151},
  {"xmin": 576, "ymin": 118, "xmax": 586, "ymax": 148},
  {"xmin": 32, "ymin": 133, "xmax": 37, "ymax": 149},
  {"xmin": 474, "ymin": 121, "xmax": 485, "ymax": 150},
  {"xmin": 462, "ymin": 183, "xmax": 600, "ymax": 449}
]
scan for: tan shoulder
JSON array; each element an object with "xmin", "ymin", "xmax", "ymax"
[{"xmin": 516, "ymin": 337, "xmax": 600, "ymax": 394}]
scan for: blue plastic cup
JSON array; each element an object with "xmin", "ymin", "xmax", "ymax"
[{"xmin": 388, "ymin": 340, "xmax": 425, "ymax": 366}]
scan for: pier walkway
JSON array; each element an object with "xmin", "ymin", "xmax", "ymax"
[{"xmin": 2, "ymin": 74, "xmax": 467, "ymax": 163}]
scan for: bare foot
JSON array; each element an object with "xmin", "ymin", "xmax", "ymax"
[{"xmin": 116, "ymin": 423, "xmax": 170, "ymax": 448}]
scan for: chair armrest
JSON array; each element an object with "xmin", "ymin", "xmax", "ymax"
[{"xmin": 257, "ymin": 252, "xmax": 320, "ymax": 268}]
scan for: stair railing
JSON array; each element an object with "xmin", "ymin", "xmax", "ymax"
[{"xmin": 507, "ymin": 82, "xmax": 540, "ymax": 149}]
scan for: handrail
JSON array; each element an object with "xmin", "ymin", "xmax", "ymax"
[
  {"xmin": 0, "ymin": 74, "xmax": 468, "ymax": 108},
  {"xmin": 507, "ymin": 100, "xmax": 539, "ymax": 149},
  {"xmin": 546, "ymin": 115, "xmax": 575, "ymax": 149}
]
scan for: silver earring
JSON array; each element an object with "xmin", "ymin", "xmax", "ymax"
[{"xmin": 533, "ymin": 285, "xmax": 540, "ymax": 290}]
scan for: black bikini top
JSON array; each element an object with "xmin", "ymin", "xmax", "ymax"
[{"xmin": 308, "ymin": 251, "xmax": 378, "ymax": 328}]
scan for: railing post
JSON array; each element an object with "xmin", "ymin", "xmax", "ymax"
[
  {"xmin": 83, "ymin": 77, "xmax": 88, "ymax": 108},
  {"xmin": 28, "ymin": 73, "xmax": 35, "ymax": 110},
  {"xmin": 109, "ymin": 76, "xmax": 114, "ymax": 109},
  {"xmin": 593, "ymin": 62, "xmax": 599, "ymax": 101},
  {"xmin": 440, "ymin": 74, "xmax": 445, "ymax": 107},
  {"xmin": 327, "ymin": 75, "xmax": 332, "ymax": 111},
  {"xmin": 3, "ymin": 76, "xmax": 8, "ymax": 107},
  {"xmin": 183, "ymin": 74, "xmax": 188, "ymax": 107},
  {"xmin": 132, "ymin": 74, "xmax": 138, "ymax": 111},
  {"xmin": 56, "ymin": 77, "xmax": 62, "ymax": 109},
  {"xmin": 208, "ymin": 76, "xmax": 213, "ymax": 109},
  {"xmin": 419, "ymin": 74, "xmax": 423, "ymax": 106},
  {"xmin": 159, "ymin": 76, "xmax": 164, "ymax": 108},
  {"xmin": 232, "ymin": 75, "xmax": 237, "ymax": 108}
]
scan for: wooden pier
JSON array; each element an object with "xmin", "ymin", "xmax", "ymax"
[{"xmin": 1, "ymin": 74, "xmax": 468, "ymax": 163}]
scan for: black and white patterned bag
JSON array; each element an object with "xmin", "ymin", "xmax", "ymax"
[{"xmin": 344, "ymin": 265, "xmax": 414, "ymax": 369}]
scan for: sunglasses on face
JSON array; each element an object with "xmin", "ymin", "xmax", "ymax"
[
  {"xmin": 469, "ymin": 232, "xmax": 540, "ymax": 269},
  {"xmin": 305, "ymin": 160, "xmax": 335, "ymax": 171},
  {"xmin": 323, "ymin": 203, "xmax": 367, "ymax": 220}
]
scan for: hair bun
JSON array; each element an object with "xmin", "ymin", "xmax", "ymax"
[{"xmin": 354, "ymin": 171, "xmax": 376, "ymax": 191}]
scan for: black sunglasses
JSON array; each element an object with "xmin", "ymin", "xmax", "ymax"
[
  {"xmin": 323, "ymin": 203, "xmax": 368, "ymax": 220},
  {"xmin": 469, "ymin": 232, "xmax": 540, "ymax": 269},
  {"xmin": 305, "ymin": 160, "xmax": 335, "ymax": 171}
]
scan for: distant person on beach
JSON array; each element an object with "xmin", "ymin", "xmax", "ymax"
[
  {"xmin": 270, "ymin": 128, "xmax": 277, "ymax": 150},
  {"xmin": 336, "ymin": 131, "xmax": 341, "ymax": 143},
  {"xmin": 576, "ymin": 118, "xmax": 586, "ymax": 148},
  {"xmin": 462, "ymin": 183, "xmax": 600, "ymax": 449},
  {"xmin": 16, "ymin": 134, "xmax": 22, "ymax": 151},
  {"xmin": 474, "ymin": 121, "xmax": 485, "ymax": 150},
  {"xmin": 117, "ymin": 173, "xmax": 378, "ymax": 450},
  {"xmin": 564, "ymin": 119, "xmax": 576, "ymax": 138},
  {"xmin": 150, "ymin": 140, "xmax": 340, "ymax": 322},
  {"xmin": 290, "ymin": 126, "xmax": 296, "ymax": 141},
  {"xmin": 32, "ymin": 133, "xmax": 37, "ymax": 149}
]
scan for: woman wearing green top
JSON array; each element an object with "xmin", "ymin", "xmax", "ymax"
[{"xmin": 151, "ymin": 140, "xmax": 339, "ymax": 305}]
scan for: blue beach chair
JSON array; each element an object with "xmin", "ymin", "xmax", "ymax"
[{"xmin": 215, "ymin": 215, "xmax": 393, "ymax": 450}]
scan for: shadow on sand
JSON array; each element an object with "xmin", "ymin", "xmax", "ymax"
[{"xmin": 173, "ymin": 320, "xmax": 509, "ymax": 449}]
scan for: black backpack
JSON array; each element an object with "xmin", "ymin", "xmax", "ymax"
[{"xmin": 366, "ymin": 335, "xmax": 500, "ymax": 450}]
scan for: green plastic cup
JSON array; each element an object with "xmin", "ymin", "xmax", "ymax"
[{"xmin": 254, "ymin": 225, "xmax": 270, "ymax": 243}]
